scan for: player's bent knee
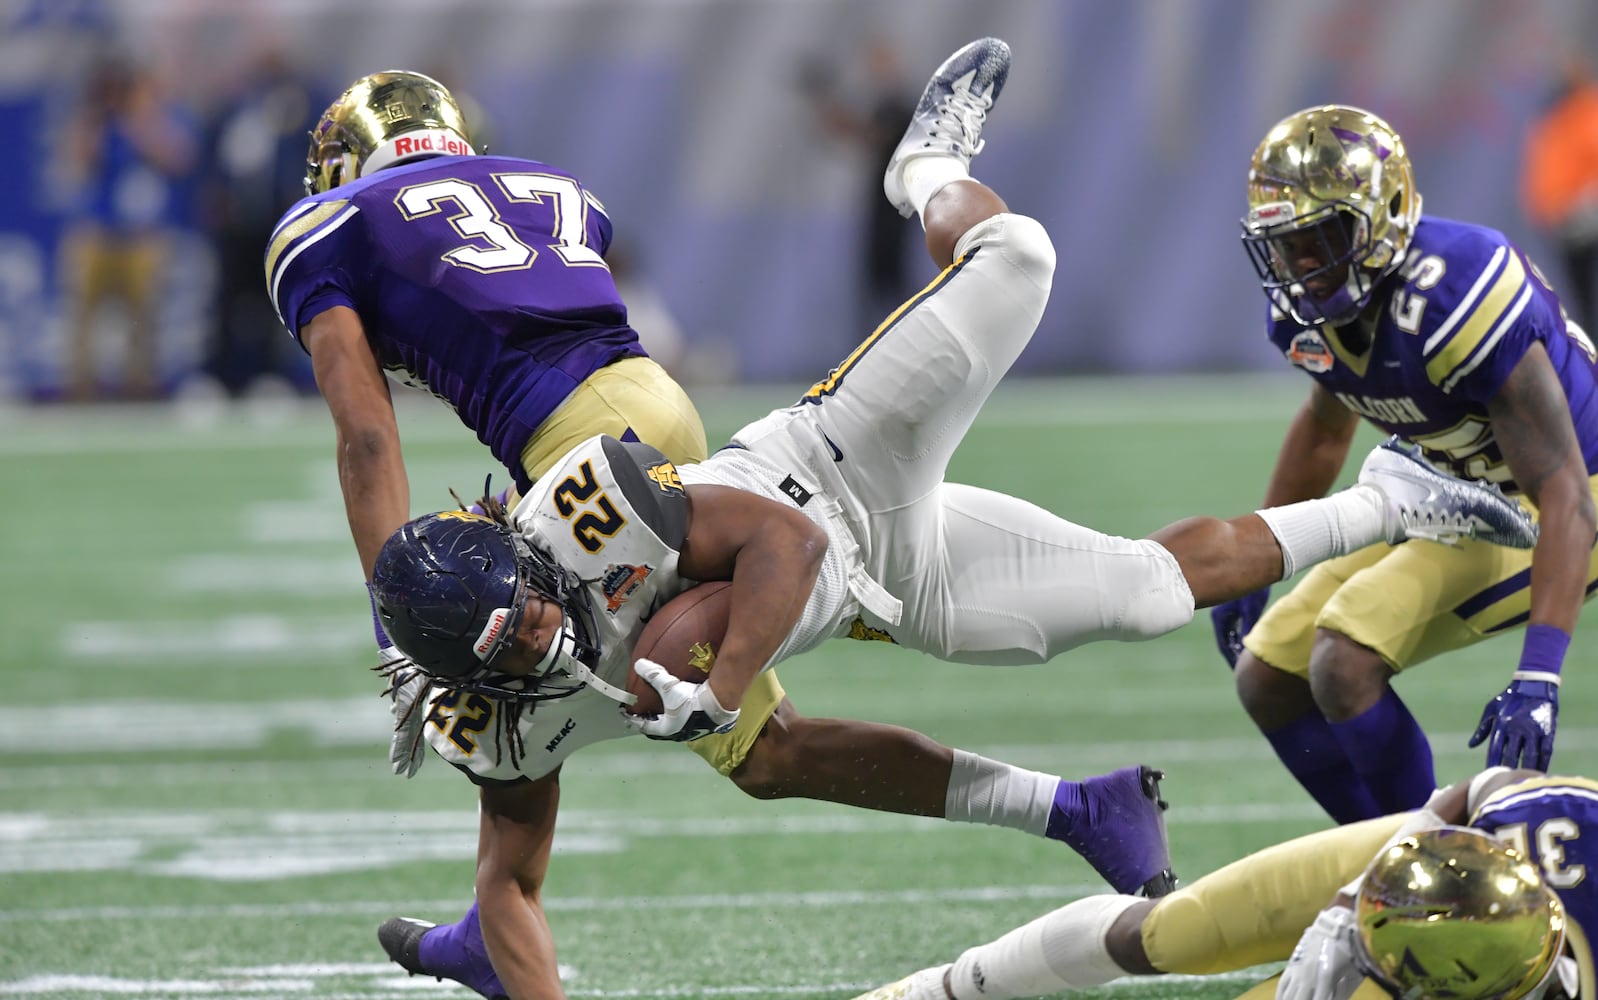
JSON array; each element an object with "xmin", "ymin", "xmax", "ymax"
[
  {"xmin": 993, "ymin": 213, "xmax": 1055, "ymax": 284},
  {"xmin": 1234, "ymin": 654, "xmax": 1322, "ymax": 730}
]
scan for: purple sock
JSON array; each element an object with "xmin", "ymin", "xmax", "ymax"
[
  {"xmin": 1329, "ymin": 688, "xmax": 1436, "ymax": 814},
  {"xmin": 1264, "ymin": 711, "xmax": 1383, "ymax": 823},
  {"xmin": 417, "ymin": 902, "xmax": 506, "ymax": 999},
  {"xmin": 1044, "ymin": 779, "xmax": 1085, "ymax": 839}
]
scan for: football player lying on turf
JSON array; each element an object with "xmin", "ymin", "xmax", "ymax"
[
  {"xmin": 368, "ymin": 38, "xmax": 1538, "ymax": 1000},
  {"xmin": 849, "ymin": 766, "xmax": 1588, "ymax": 1000}
]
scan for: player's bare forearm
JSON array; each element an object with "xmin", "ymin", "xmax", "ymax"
[
  {"xmin": 477, "ymin": 776, "xmax": 565, "ymax": 999},
  {"xmin": 678, "ymin": 485, "xmax": 827, "ymax": 708},
  {"xmin": 1490, "ymin": 345, "xmax": 1596, "ymax": 633},
  {"xmin": 1262, "ymin": 384, "xmax": 1359, "ymax": 506},
  {"xmin": 304, "ymin": 306, "xmax": 411, "ymax": 579}
]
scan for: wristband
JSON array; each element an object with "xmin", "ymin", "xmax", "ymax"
[{"xmin": 1513, "ymin": 624, "xmax": 1569, "ymax": 686}]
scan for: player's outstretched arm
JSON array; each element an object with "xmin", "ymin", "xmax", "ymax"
[
  {"xmin": 303, "ymin": 305, "xmax": 411, "ymax": 580},
  {"xmin": 677, "ymin": 484, "xmax": 828, "ymax": 714},
  {"xmin": 476, "ymin": 770, "xmax": 566, "ymax": 999},
  {"xmin": 1471, "ymin": 344, "xmax": 1595, "ymax": 770}
]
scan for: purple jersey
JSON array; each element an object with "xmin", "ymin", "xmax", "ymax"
[
  {"xmin": 264, "ymin": 154, "xmax": 646, "ymax": 491},
  {"xmin": 1471, "ymin": 774, "xmax": 1598, "ymax": 953},
  {"xmin": 1266, "ymin": 216, "xmax": 1598, "ymax": 492}
]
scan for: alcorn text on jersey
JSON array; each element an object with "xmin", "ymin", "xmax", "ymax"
[
  {"xmin": 1266, "ymin": 216, "xmax": 1598, "ymax": 492},
  {"xmin": 264, "ymin": 154, "xmax": 645, "ymax": 492}
]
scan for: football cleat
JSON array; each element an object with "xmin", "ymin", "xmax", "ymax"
[
  {"xmin": 883, "ymin": 37, "xmax": 1011, "ymax": 217},
  {"xmin": 1357, "ymin": 436, "xmax": 1537, "ymax": 548},
  {"xmin": 846, "ymin": 964, "xmax": 952, "ymax": 1000},
  {"xmin": 378, "ymin": 916, "xmax": 437, "ymax": 979},
  {"xmin": 378, "ymin": 909, "xmax": 508, "ymax": 1000},
  {"xmin": 1054, "ymin": 765, "xmax": 1179, "ymax": 898}
]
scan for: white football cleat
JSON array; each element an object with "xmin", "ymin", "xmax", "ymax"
[
  {"xmin": 1357, "ymin": 436, "xmax": 1537, "ymax": 548},
  {"xmin": 883, "ymin": 37, "xmax": 1011, "ymax": 217},
  {"xmin": 847, "ymin": 965, "xmax": 952, "ymax": 1000}
]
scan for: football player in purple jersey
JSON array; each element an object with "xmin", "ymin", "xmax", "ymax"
[
  {"xmin": 1209, "ymin": 105, "xmax": 1598, "ymax": 822},
  {"xmin": 849, "ymin": 767, "xmax": 1589, "ymax": 1000},
  {"xmin": 267, "ymin": 69, "xmax": 1190, "ymax": 1000},
  {"xmin": 359, "ymin": 45, "xmax": 1538, "ymax": 1000}
]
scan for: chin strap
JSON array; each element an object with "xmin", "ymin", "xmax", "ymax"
[
  {"xmin": 527, "ymin": 613, "xmax": 636, "ymax": 706},
  {"xmin": 566, "ymin": 658, "xmax": 636, "ymax": 706}
]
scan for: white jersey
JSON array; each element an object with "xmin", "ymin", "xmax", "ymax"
[{"xmin": 423, "ymin": 434, "xmax": 866, "ymax": 784}]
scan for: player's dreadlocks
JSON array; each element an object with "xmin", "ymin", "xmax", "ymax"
[{"xmin": 373, "ymin": 480, "xmax": 531, "ymax": 770}]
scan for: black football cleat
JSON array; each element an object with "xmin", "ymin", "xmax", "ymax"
[{"xmin": 378, "ymin": 916, "xmax": 438, "ymax": 979}]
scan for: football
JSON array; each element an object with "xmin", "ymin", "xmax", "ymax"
[{"xmin": 625, "ymin": 581, "xmax": 732, "ymax": 716}]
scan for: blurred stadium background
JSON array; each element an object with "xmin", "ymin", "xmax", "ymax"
[
  {"xmin": 4, "ymin": 0, "xmax": 1598, "ymax": 392},
  {"xmin": 5, "ymin": 1, "xmax": 1598, "ymax": 998}
]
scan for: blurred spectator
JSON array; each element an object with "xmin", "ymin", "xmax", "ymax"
[
  {"xmin": 58, "ymin": 52, "xmax": 198, "ymax": 401},
  {"xmin": 1522, "ymin": 52, "xmax": 1598, "ymax": 333},
  {"xmin": 799, "ymin": 38, "xmax": 919, "ymax": 331},
  {"xmin": 198, "ymin": 45, "xmax": 321, "ymax": 397},
  {"xmin": 606, "ymin": 239, "xmax": 687, "ymax": 378}
]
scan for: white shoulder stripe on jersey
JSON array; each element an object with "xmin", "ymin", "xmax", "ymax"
[
  {"xmin": 1474, "ymin": 782, "xmax": 1598, "ymax": 819},
  {"xmin": 1423, "ymin": 245, "xmax": 1507, "ymax": 355},
  {"xmin": 268, "ymin": 203, "xmax": 361, "ymax": 324},
  {"xmin": 1439, "ymin": 281, "xmax": 1533, "ymax": 393}
]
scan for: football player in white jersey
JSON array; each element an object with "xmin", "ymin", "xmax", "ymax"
[{"xmin": 369, "ymin": 39, "xmax": 1537, "ymax": 1000}]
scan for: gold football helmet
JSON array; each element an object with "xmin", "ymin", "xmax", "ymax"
[
  {"xmin": 304, "ymin": 70, "xmax": 475, "ymax": 196},
  {"xmin": 1355, "ymin": 826, "xmax": 1566, "ymax": 1000},
  {"xmin": 1242, "ymin": 104, "xmax": 1421, "ymax": 326}
]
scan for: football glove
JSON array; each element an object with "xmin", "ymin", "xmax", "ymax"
[
  {"xmin": 379, "ymin": 646, "xmax": 431, "ymax": 778},
  {"xmin": 1469, "ymin": 677, "xmax": 1559, "ymax": 771},
  {"xmin": 1276, "ymin": 905, "xmax": 1363, "ymax": 1000},
  {"xmin": 1209, "ymin": 586, "xmax": 1269, "ymax": 669},
  {"xmin": 622, "ymin": 659, "xmax": 739, "ymax": 742}
]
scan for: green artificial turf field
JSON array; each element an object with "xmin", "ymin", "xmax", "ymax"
[{"xmin": 4, "ymin": 375, "xmax": 1593, "ymax": 999}]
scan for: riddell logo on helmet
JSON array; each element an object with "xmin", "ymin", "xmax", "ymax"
[
  {"xmin": 473, "ymin": 609, "xmax": 510, "ymax": 659},
  {"xmin": 392, "ymin": 131, "xmax": 472, "ymax": 158}
]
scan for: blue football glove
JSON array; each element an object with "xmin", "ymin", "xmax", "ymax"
[
  {"xmin": 1209, "ymin": 586, "xmax": 1269, "ymax": 669},
  {"xmin": 622, "ymin": 659, "xmax": 739, "ymax": 742},
  {"xmin": 1469, "ymin": 677, "xmax": 1559, "ymax": 771}
]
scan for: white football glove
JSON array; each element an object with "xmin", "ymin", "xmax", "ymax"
[
  {"xmin": 622, "ymin": 658, "xmax": 739, "ymax": 742},
  {"xmin": 380, "ymin": 646, "xmax": 430, "ymax": 778},
  {"xmin": 1277, "ymin": 905, "xmax": 1363, "ymax": 1000}
]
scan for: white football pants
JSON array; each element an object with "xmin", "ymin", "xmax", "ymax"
[{"xmin": 732, "ymin": 213, "xmax": 1195, "ymax": 664}]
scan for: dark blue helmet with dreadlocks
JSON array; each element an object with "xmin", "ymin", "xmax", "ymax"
[{"xmin": 370, "ymin": 509, "xmax": 602, "ymax": 702}]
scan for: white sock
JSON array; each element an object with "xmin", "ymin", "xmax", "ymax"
[
  {"xmin": 946, "ymin": 895, "xmax": 1142, "ymax": 999},
  {"xmin": 1254, "ymin": 484, "xmax": 1388, "ymax": 578},
  {"xmin": 944, "ymin": 749, "xmax": 1057, "ymax": 836},
  {"xmin": 904, "ymin": 156, "xmax": 971, "ymax": 224}
]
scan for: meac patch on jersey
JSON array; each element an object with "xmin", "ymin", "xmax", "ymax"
[{"xmin": 513, "ymin": 434, "xmax": 689, "ymax": 610}]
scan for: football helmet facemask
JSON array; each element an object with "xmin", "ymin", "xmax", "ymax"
[
  {"xmin": 1354, "ymin": 825, "xmax": 1566, "ymax": 1000},
  {"xmin": 1241, "ymin": 104, "xmax": 1421, "ymax": 326},
  {"xmin": 304, "ymin": 70, "xmax": 475, "ymax": 196},
  {"xmin": 370, "ymin": 511, "xmax": 605, "ymax": 703}
]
